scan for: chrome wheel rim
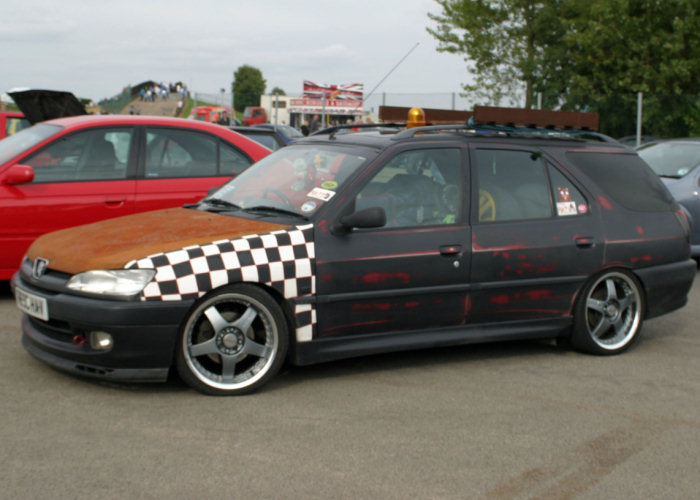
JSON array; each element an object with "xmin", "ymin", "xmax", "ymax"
[
  {"xmin": 584, "ymin": 272, "xmax": 641, "ymax": 350},
  {"xmin": 183, "ymin": 293, "xmax": 278, "ymax": 391}
]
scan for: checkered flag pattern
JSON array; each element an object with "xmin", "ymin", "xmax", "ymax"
[{"xmin": 125, "ymin": 224, "xmax": 317, "ymax": 339}]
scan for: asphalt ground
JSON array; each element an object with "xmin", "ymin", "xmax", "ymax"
[{"xmin": 1, "ymin": 271, "xmax": 699, "ymax": 499}]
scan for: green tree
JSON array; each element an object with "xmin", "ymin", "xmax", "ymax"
[
  {"xmin": 561, "ymin": 0, "xmax": 700, "ymax": 137},
  {"xmin": 270, "ymin": 87, "xmax": 286, "ymax": 96},
  {"xmin": 232, "ymin": 65, "xmax": 266, "ymax": 113},
  {"xmin": 427, "ymin": 0, "xmax": 565, "ymax": 108}
]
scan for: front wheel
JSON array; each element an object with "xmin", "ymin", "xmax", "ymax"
[
  {"xmin": 571, "ymin": 270, "xmax": 644, "ymax": 355},
  {"xmin": 176, "ymin": 284, "xmax": 288, "ymax": 395}
]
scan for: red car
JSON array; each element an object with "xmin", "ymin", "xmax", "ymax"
[{"xmin": 0, "ymin": 114, "xmax": 271, "ymax": 279}]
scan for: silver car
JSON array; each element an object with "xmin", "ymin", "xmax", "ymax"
[{"xmin": 637, "ymin": 138, "xmax": 700, "ymax": 256}]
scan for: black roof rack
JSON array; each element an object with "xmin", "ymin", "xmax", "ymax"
[
  {"xmin": 307, "ymin": 106, "xmax": 616, "ymax": 143},
  {"xmin": 310, "ymin": 122, "xmax": 405, "ymax": 139},
  {"xmin": 393, "ymin": 122, "xmax": 617, "ymax": 143}
]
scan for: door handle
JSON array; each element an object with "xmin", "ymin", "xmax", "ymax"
[
  {"xmin": 575, "ymin": 236, "xmax": 594, "ymax": 248},
  {"xmin": 104, "ymin": 197, "xmax": 126, "ymax": 207},
  {"xmin": 440, "ymin": 244, "xmax": 462, "ymax": 256}
]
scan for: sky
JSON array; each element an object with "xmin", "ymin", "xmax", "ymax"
[{"xmin": 2, "ymin": 0, "xmax": 472, "ymax": 110}]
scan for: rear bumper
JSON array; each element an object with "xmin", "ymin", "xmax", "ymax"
[
  {"xmin": 13, "ymin": 273, "xmax": 194, "ymax": 382},
  {"xmin": 635, "ymin": 258, "xmax": 696, "ymax": 319}
]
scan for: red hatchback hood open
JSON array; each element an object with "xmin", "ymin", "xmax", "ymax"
[{"xmin": 27, "ymin": 208, "xmax": 290, "ymax": 275}]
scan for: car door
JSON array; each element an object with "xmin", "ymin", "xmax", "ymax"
[
  {"xmin": 468, "ymin": 146, "xmax": 604, "ymax": 323},
  {"xmin": 134, "ymin": 127, "xmax": 253, "ymax": 212},
  {"xmin": 0, "ymin": 126, "xmax": 136, "ymax": 275},
  {"xmin": 314, "ymin": 146, "xmax": 472, "ymax": 338}
]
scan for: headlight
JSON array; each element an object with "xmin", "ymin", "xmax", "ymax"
[{"xmin": 66, "ymin": 269, "xmax": 156, "ymax": 296}]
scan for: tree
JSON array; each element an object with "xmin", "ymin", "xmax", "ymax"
[
  {"xmin": 428, "ymin": 0, "xmax": 700, "ymax": 137},
  {"xmin": 427, "ymin": 0, "xmax": 564, "ymax": 108},
  {"xmin": 561, "ymin": 0, "xmax": 700, "ymax": 137},
  {"xmin": 270, "ymin": 87, "xmax": 286, "ymax": 96},
  {"xmin": 232, "ymin": 65, "xmax": 266, "ymax": 113}
]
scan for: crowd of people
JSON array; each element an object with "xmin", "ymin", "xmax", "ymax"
[{"xmin": 138, "ymin": 82, "xmax": 188, "ymax": 102}]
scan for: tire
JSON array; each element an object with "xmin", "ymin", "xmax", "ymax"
[
  {"xmin": 176, "ymin": 284, "xmax": 288, "ymax": 395},
  {"xmin": 571, "ymin": 270, "xmax": 644, "ymax": 355}
]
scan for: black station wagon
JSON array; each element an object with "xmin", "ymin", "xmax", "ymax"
[{"xmin": 12, "ymin": 111, "xmax": 696, "ymax": 395}]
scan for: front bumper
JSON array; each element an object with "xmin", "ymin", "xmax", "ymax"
[{"xmin": 12, "ymin": 272, "xmax": 194, "ymax": 382}]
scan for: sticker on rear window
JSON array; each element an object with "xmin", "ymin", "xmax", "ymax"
[{"xmin": 556, "ymin": 187, "xmax": 576, "ymax": 216}]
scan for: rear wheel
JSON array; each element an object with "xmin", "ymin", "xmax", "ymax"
[
  {"xmin": 176, "ymin": 284, "xmax": 288, "ymax": 395},
  {"xmin": 571, "ymin": 270, "xmax": 644, "ymax": 355}
]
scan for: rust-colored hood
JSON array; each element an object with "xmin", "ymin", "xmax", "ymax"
[{"xmin": 27, "ymin": 208, "xmax": 290, "ymax": 275}]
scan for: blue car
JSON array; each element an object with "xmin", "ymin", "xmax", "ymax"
[{"xmin": 637, "ymin": 138, "xmax": 700, "ymax": 256}]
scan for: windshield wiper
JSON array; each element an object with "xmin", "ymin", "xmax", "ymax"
[
  {"xmin": 200, "ymin": 198, "xmax": 242, "ymax": 212},
  {"xmin": 243, "ymin": 205, "xmax": 309, "ymax": 220}
]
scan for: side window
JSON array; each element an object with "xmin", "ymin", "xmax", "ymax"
[
  {"xmin": 24, "ymin": 128, "xmax": 132, "ymax": 183},
  {"xmin": 476, "ymin": 149, "xmax": 551, "ymax": 222},
  {"xmin": 547, "ymin": 163, "xmax": 588, "ymax": 216},
  {"xmin": 145, "ymin": 128, "xmax": 217, "ymax": 178},
  {"xmin": 220, "ymin": 141, "xmax": 253, "ymax": 176},
  {"xmin": 475, "ymin": 149, "xmax": 589, "ymax": 222},
  {"xmin": 355, "ymin": 148, "xmax": 462, "ymax": 228}
]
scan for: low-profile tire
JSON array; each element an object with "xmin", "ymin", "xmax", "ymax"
[
  {"xmin": 176, "ymin": 284, "xmax": 288, "ymax": 395},
  {"xmin": 571, "ymin": 269, "xmax": 645, "ymax": 355}
]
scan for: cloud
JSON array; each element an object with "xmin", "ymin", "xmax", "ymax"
[{"xmin": 2, "ymin": 0, "xmax": 471, "ymax": 103}]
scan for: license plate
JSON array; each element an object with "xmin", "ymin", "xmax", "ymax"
[{"xmin": 15, "ymin": 287, "xmax": 49, "ymax": 321}]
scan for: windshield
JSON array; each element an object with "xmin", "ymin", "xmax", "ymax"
[
  {"xmin": 208, "ymin": 144, "xmax": 371, "ymax": 218},
  {"xmin": 637, "ymin": 141, "xmax": 700, "ymax": 178},
  {"xmin": 0, "ymin": 123, "xmax": 63, "ymax": 164}
]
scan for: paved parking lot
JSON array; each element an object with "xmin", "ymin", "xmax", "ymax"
[{"xmin": 1, "ymin": 273, "xmax": 699, "ymax": 499}]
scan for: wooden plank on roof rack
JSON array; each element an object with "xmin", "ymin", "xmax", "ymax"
[
  {"xmin": 472, "ymin": 105, "xmax": 599, "ymax": 131},
  {"xmin": 379, "ymin": 105, "xmax": 472, "ymax": 124}
]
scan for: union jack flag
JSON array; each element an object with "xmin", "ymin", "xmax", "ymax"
[{"xmin": 303, "ymin": 81, "xmax": 363, "ymax": 101}]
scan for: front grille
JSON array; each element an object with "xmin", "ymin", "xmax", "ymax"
[{"xmin": 19, "ymin": 258, "xmax": 71, "ymax": 293}]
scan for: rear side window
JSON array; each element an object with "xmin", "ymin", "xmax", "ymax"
[
  {"xmin": 145, "ymin": 128, "xmax": 216, "ymax": 178},
  {"xmin": 567, "ymin": 152, "xmax": 675, "ymax": 212},
  {"xmin": 474, "ymin": 149, "xmax": 589, "ymax": 222}
]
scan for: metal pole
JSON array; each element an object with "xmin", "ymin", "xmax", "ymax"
[
  {"xmin": 274, "ymin": 94, "xmax": 279, "ymax": 125},
  {"xmin": 636, "ymin": 92, "xmax": 643, "ymax": 147},
  {"xmin": 537, "ymin": 92, "xmax": 542, "ymax": 110}
]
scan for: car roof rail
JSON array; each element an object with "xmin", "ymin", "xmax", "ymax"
[
  {"xmin": 310, "ymin": 122, "xmax": 405, "ymax": 140},
  {"xmin": 392, "ymin": 120, "xmax": 618, "ymax": 143}
]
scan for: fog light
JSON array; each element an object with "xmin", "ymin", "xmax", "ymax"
[{"xmin": 89, "ymin": 331, "xmax": 113, "ymax": 350}]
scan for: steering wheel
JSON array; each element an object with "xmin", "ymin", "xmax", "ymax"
[
  {"xmin": 263, "ymin": 187, "xmax": 293, "ymax": 207},
  {"xmin": 479, "ymin": 189, "xmax": 496, "ymax": 221}
]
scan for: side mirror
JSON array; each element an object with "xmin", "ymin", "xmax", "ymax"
[
  {"xmin": 333, "ymin": 206, "xmax": 386, "ymax": 234},
  {"xmin": 2, "ymin": 164, "xmax": 34, "ymax": 185}
]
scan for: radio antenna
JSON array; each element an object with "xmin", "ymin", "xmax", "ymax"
[{"xmin": 364, "ymin": 42, "xmax": 420, "ymax": 102}]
